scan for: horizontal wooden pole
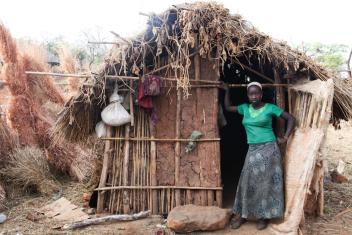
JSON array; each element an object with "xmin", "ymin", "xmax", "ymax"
[
  {"xmin": 100, "ymin": 137, "xmax": 220, "ymax": 142},
  {"xmin": 88, "ymin": 41, "xmax": 119, "ymax": 45},
  {"xmin": 25, "ymin": 72, "xmax": 289, "ymax": 88},
  {"xmin": 187, "ymin": 84, "xmax": 290, "ymax": 88},
  {"xmin": 26, "ymin": 71, "xmax": 91, "ymax": 78},
  {"xmin": 95, "ymin": 185, "xmax": 223, "ymax": 191}
]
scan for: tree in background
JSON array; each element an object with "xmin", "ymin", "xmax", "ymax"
[{"xmin": 298, "ymin": 43, "xmax": 351, "ymax": 78}]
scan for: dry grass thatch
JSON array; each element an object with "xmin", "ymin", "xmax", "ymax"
[
  {"xmin": 0, "ymin": 146, "xmax": 59, "ymax": 195},
  {"xmin": 54, "ymin": 1, "xmax": 352, "ymax": 142},
  {"xmin": 52, "ymin": 80, "xmax": 105, "ymax": 143}
]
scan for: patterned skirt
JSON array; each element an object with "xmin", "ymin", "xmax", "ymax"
[{"xmin": 233, "ymin": 141, "xmax": 284, "ymax": 219}]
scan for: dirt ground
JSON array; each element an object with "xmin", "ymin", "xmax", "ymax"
[{"xmin": 1, "ymin": 123, "xmax": 352, "ymax": 235}]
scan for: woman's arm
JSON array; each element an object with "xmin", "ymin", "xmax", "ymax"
[
  {"xmin": 277, "ymin": 111, "xmax": 296, "ymax": 143},
  {"xmin": 222, "ymin": 83, "xmax": 237, "ymax": 113}
]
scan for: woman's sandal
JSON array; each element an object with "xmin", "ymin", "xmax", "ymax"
[
  {"xmin": 256, "ymin": 219, "xmax": 269, "ymax": 230},
  {"xmin": 230, "ymin": 217, "xmax": 247, "ymax": 229}
]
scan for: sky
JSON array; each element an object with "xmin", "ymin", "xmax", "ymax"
[{"xmin": 0, "ymin": 0, "xmax": 351, "ymax": 46}]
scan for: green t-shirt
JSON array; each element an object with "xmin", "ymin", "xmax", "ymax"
[{"xmin": 237, "ymin": 103, "xmax": 283, "ymax": 144}]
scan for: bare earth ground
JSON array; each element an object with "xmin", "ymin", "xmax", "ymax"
[{"xmin": 1, "ymin": 124, "xmax": 352, "ymax": 235}]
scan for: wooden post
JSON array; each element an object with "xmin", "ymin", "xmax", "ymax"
[
  {"xmin": 175, "ymin": 89, "xmax": 181, "ymax": 206},
  {"xmin": 274, "ymin": 69, "xmax": 286, "ymax": 153},
  {"xmin": 123, "ymin": 125, "xmax": 130, "ymax": 214},
  {"xmin": 150, "ymin": 121, "xmax": 158, "ymax": 214},
  {"xmin": 129, "ymin": 80, "xmax": 134, "ymax": 127},
  {"xmin": 97, "ymin": 126, "xmax": 113, "ymax": 213},
  {"xmin": 194, "ymin": 53, "xmax": 207, "ymax": 206}
]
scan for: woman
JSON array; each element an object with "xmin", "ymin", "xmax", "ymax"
[{"xmin": 222, "ymin": 81, "xmax": 295, "ymax": 230}]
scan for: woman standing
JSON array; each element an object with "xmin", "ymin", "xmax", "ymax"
[{"xmin": 222, "ymin": 82, "xmax": 295, "ymax": 230}]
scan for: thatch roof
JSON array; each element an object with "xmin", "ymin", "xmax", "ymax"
[{"xmin": 54, "ymin": 1, "xmax": 352, "ymax": 142}]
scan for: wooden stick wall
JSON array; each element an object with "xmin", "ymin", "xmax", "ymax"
[{"xmin": 96, "ymin": 56, "xmax": 222, "ymax": 214}]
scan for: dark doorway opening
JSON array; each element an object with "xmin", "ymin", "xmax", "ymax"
[{"xmin": 219, "ymin": 61, "xmax": 276, "ymax": 208}]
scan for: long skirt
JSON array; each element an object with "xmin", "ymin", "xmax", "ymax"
[{"xmin": 233, "ymin": 141, "xmax": 284, "ymax": 219}]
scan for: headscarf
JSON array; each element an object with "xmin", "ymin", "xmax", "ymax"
[{"xmin": 247, "ymin": 81, "xmax": 262, "ymax": 90}]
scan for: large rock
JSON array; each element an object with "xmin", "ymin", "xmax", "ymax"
[{"xmin": 167, "ymin": 205, "xmax": 231, "ymax": 233}]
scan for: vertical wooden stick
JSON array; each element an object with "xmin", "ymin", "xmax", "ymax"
[
  {"xmin": 150, "ymin": 119, "xmax": 158, "ymax": 214},
  {"xmin": 123, "ymin": 125, "xmax": 130, "ymax": 214},
  {"xmin": 194, "ymin": 54, "xmax": 207, "ymax": 206},
  {"xmin": 274, "ymin": 69, "xmax": 286, "ymax": 134},
  {"xmin": 211, "ymin": 79, "xmax": 220, "ymax": 207},
  {"xmin": 129, "ymin": 80, "xmax": 135, "ymax": 127},
  {"xmin": 97, "ymin": 126, "xmax": 113, "ymax": 213},
  {"xmin": 186, "ymin": 190, "xmax": 192, "ymax": 204},
  {"xmin": 274, "ymin": 69, "xmax": 287, "ymax": 154},
  {"xmin": 175, "ymin": 89, "xmax": 181, "ymax": 206}
]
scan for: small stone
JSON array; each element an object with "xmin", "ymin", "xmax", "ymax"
[
  {"xmin": 86, "ymin": 208, "xmax": 96, "ymax": 215},
  {"xmin": 26, "ymin": 212, "xmax": 39, "ymax": 222},
  {"xmin": 0, "ymin": 213, "xmax": 7, "ymax": 224},
  {"xmin": 331, "ymin": 170, "xmax": 349, "ymax": 183},
  {"xmin": 167, "ymin": 205, "xmax": 231, "ymax": 233}
]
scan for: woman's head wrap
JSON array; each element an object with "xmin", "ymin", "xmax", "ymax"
[{"xmin": 247, "ymin": 82, "xmax": 262, "ymax": 90}]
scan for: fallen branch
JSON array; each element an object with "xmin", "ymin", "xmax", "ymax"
[
  {"xmin": 62, "ymin": 210, "xmax": 151, "ymax": 230},
  {"xmin": 334, "ymin": 208, "xmax": 352, "ymax": 218}
]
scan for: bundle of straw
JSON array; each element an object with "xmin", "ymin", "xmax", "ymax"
[{"xmin": 0, "ymin": 146, "xmax": 60, "ymax": 195}]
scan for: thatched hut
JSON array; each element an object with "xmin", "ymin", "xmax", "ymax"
[{"xmin": 54, "ymin": 2, "xmax": 352, "ymax": 234}]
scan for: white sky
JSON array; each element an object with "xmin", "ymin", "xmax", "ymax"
[{"xmin": 0, "ymin": 0, "xmax": 351, "ymax": 45}]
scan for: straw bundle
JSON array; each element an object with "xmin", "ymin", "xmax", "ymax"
[
  {"xmin": 0, "ymin": 116, "xmax": 17, "ymax": 163},
  {"xmin": 52, "ymin": 74, "xmax": 106, "ymax": 143},
  {"xmin": 52, "ymin": 92, "xmax": 104, "ymax": 143},
  {"xmin": 0, "ymin": 146, "xmax": 59, "ymax": 195},
  {"xmin": 0, "ymin": 23, "xmax": 94, "ymax": 180},
  {"xmin": 0, "ymin": 183, "xmax": 5, "ymax": 210}
]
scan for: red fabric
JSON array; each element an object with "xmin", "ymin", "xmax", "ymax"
[
  {"xmin": 137, "ymin": 78, "xmax": 153, "ymax": 110},
  {"xmin": 144, "ymin": 75, "xmax": 161, "ymax": 96}
]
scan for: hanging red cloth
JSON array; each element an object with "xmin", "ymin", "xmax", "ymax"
[{"xmin": 137, "ymin": 78, "xmax": 153, "ymax": 110}]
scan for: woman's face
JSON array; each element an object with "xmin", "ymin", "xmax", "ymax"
[{"xmin": 247, "ymin": 86, "xmax": 263, "ymax": 105}]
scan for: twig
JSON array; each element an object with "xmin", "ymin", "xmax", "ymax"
[
  {"xmin": 110, "ymin": 31, "xmax": 130, "ymax": 44},
  {"xmin": 62, "ymin": 210, "xmax": 150, "ymax": 230},
  {"xmin": 335, "ymin": 208, "xmax": 352, "ymax": 218},
  {"xmin": 88, "ymin": 41, "xmax": 119, "ymax": 45}
]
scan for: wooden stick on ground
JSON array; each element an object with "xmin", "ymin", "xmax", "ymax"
[{"xmin": 62, "ymin": 210, "xmax": 151, "ymax": 230}]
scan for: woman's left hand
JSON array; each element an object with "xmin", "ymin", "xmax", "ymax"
[{"xmin": 277, "ymin": 137, "xmax": 288, "ymax": 144}]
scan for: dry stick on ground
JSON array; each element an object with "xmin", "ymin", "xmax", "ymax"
[{"xmin": 62, "ymin": 210, "xmax": 151, "ymax": 230}]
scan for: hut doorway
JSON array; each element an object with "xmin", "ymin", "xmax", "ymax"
[{"xmin": 219, "ymin": 62, "xmax": 276, "ymax": 208}]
